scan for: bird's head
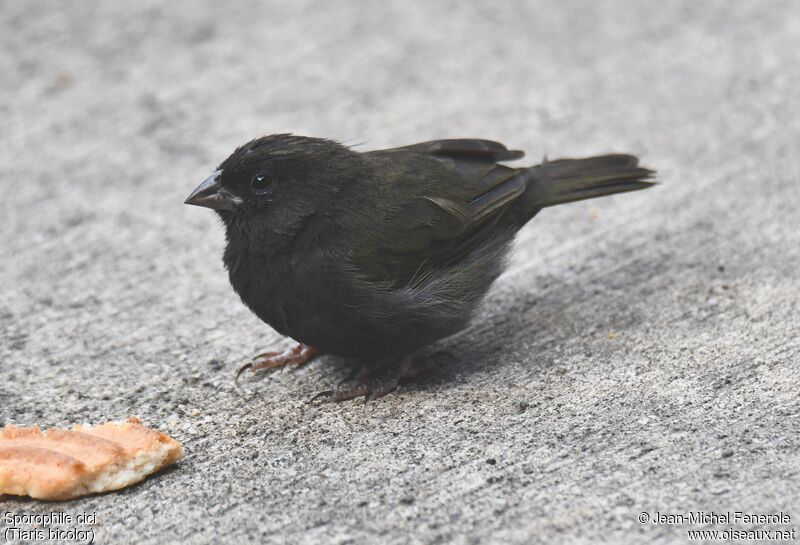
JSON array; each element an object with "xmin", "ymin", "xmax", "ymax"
[{"xmin": 185, "ymin": 134, "xmax": 359, "ymax": 243}]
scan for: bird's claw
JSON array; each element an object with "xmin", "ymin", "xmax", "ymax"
[
  {"xmin": 234, "ymin": 343, "xmax": 319, "ymax": 383},
  {"xmin": 234, "ymin": 362, "xmax": 254, "ymax": 384},
  {"xmin": 308, "ymin": 389, "xmax": 334, "ymax": 403},
  {"xmin": 307, "ymin": 363, "xmax": 417, "ymax": 403}
]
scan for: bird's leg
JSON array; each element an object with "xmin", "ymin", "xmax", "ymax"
[
  {"xmin": 236, "ymin": 343, "xmax": 319, "ymax": 381},
  {"xmin": 310, "ymin": 355, "xmax": 436, "ymax": 403}
]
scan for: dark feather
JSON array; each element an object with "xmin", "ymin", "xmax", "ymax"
[{"xmin": 205, "ymin": 134, "xmax": 655, "ymax": 359}]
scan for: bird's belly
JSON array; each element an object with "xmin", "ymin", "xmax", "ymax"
[
  {"xmin": 250, "ymin": 295, "xmax": 398, "ymax": 359},
  {"xmin": 232, "ymin": 264, "xmax": 457, "ymax": 360},
  {"xmin": 228, "ymin": 261, "xmax": 375, "ymax": 358}
]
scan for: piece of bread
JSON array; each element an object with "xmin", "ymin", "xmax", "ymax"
[{"xmin": 0, "ymin": 417, "xmax": 182, "ymax": 500}]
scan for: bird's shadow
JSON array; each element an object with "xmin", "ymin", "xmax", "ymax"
[
  {"xmin": 394, "ymin": 256, "xmax": 666, "ymax": 396},
  {"xmin": 303, "ymin": 284, "xmax": 647, "ymax": 400}
]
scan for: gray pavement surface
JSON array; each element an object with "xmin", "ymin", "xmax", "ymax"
[{"xmin": 1, "ymin": 1, "xmax": 799, "ymax": 543}]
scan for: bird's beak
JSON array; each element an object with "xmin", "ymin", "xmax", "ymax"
[{"xmin": 184, "ymin": 171, "xmax": 243, "ymax": 211}]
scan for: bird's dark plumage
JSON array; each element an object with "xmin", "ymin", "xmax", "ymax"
[{"xmin": 186, "ymin": 134, "xmax": 655, "ymax": 393}]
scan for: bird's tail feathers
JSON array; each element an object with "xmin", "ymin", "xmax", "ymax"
[{"xmin": 524, "ymin": 154, "xmax": 655, "ymax": 208}]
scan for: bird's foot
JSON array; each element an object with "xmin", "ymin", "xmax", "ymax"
[
  {"xmin": 309, "ymin": 355, "xmax": 440, "ymax": 403},
  {"xmin": 236, "ymin": 343, "xmax": 319, "ymax": 382}
]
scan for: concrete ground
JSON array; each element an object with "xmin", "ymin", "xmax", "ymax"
[{"xmin": 1, "ymin": 1, "xmax": 799, "ymax": 543}]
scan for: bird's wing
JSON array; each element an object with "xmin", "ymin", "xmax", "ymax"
[
  {"xmin": 352, "ymin": 141, "xmax": 528, "ymax": 286},
  {"xmin": 383, "ymin": 138, "xmax": 525, "ymax": 162}
]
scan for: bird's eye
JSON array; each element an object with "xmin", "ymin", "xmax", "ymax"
[{"xmin": 250, "ymin": 174, "xmax": 275, "ymax": 196}]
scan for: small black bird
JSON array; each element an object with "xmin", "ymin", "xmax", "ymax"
[{"xmin": 185, "ymin": 135, "xmax": 654, "ymax": 400}]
